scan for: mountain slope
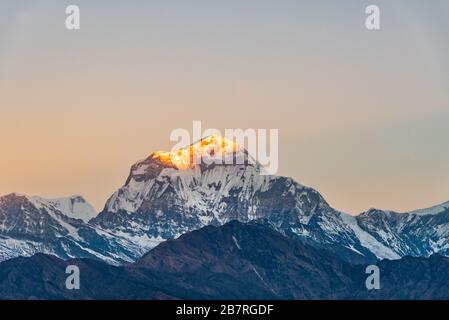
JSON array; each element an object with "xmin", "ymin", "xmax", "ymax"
[
  {"xmin": 130, "ymin": 220, "xmax": 367, "ymax": 299},
  {"xmin": 0, "ymin": 253, "xmax": 167, "ymax": 300}
]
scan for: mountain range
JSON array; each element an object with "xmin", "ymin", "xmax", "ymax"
[
  {"xmin": 1, "ymin": 135, "xmax": 449, "ymax": 299},
  {"xmin": 2, "ymin": 220, "xmax": 449, "ymax": 300},
  {"xmin": 1, "ymin": 136, "xmax": 448, "ymax": 266}
]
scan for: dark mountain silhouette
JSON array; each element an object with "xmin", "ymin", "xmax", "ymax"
[{"xmin": 1, "ymin": 220, "xmax": 449, "ymax": 300}]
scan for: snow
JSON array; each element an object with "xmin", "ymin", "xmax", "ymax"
[
  {"xmin": 340, "ymin": 213, "xmax": 401, "ymax": 260},
  {"xmin": 30, "ymin": 195, "xmax": 97, "ymax": 222},
  {"xmin": 0, "ymin": 237, "xmax": 51, "ymax": 262},
  {"xmin": 251, "ymin": 265, "xmax": 277, "ymax": 294},
  {"xmin": 409, "ymin": 201, "xmax": 449, "ymax": 216},
  {"xmin": 106, "ymin": 154, "xmax": 275, "ymax": 224},
  {"xmin": 232, "ymin": 235, "xmax": 241, "ymax": 250}
]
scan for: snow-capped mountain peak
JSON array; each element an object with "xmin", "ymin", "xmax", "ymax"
[
  {"xmin": 103, "ymin": 135, "xmax": 264, "ymax": 215},
  {"xmin": 0, "ymin": 193, "xmax": 97, "ymax": 222},
  {"xmin": 30, "ymin": 195, "xmax": 97, "ymax": 222},
  {"xmin": 92, "ymin": 138, "xmax": 380, "ymax": 262}
]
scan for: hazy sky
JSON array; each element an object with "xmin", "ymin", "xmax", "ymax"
[{"xmin": 0, "ymin": 0, "xmax": 448, "ymax": 214}]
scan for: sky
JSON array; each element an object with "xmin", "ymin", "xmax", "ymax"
[{"xmin": 0, "ymin": 0, "xmax": 448, "ymax": 214}]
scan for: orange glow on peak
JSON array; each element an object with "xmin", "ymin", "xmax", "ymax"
[{"xmin": 152, "ymin": 135, "xmax": 239, "ymax": 169}]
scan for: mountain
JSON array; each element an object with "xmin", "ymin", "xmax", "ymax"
[
  {"xmin": 129, "ymin": 220, "xmax": 368, "ymax": 299},
  {"xmin": 90, "ymin": 135, "xmax": 382, "ymax": 262},
  {"xmin": 88, "ymin": 135, "xmax": 449, "ymax": 262},
  {"xmin": 355, "ymin": 202, "xmax": 449, "ymax": 258},
  {"xmin": 0, "ymin": 193, "xmax": 145, "ymax": 264},
  {"xmin": 2, "ymin": 220, "xmax": 449, "ymax": 300}
]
